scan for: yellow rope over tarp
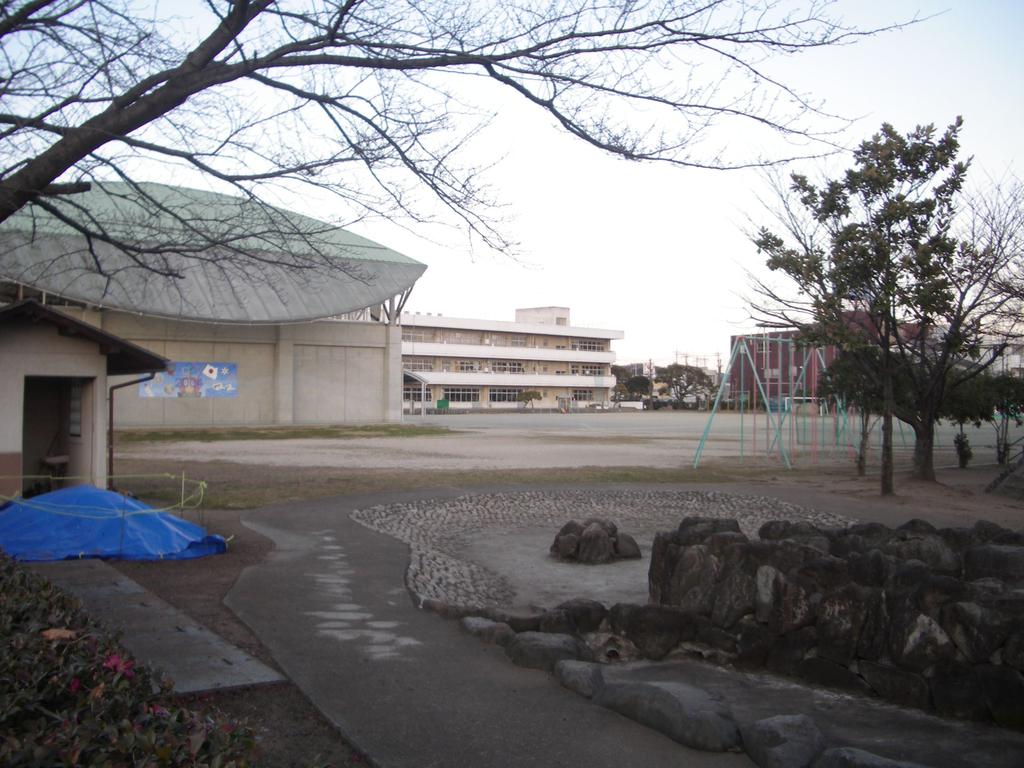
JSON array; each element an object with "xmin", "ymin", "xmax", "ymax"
[{"xmin": 0, "ymin": 474, "xmax": 206, "ymax": 516}]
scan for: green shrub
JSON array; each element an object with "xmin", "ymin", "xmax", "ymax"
[{"xmin": 0, "ymin": 554, "xmax": 254, "ymax": 766}]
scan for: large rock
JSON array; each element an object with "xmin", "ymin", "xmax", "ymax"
[
  {"xmin": 595, "ymin": 680, "xmax": 741, "ymax": 752},
  {"xmin": 505, "ymin": 632, "xmax": 586, "ymax": 672},
  {"xmin": 538, "ymin": 608, "xmax": 576, "ymax": 635},
  {"xmin": 695, "ymin": 616, "xmax": 738, "ymax": 654},
  {"xmin": 813, "ymin": 746, "xmax": 933, "ymax": 767},
  {"xmin": 668, "ymin": 544, "xmax": 720, "ymax": 613},
  {"xmin": 910, "ymin": 574, "xmax": 971, "ymax": 618},
  {"xmin": 846, "ymin": 549, "xmax": 893, "ymax": 587},
  {"xmin": 577, "ymin": 522, "xmax": 615, "ymax": 564},
  {"xmin": 1003, "ymin": 631, "xmax": 1024, "ymax": 670},
  {"xmin": 553, "ymin": 533, "xmax": 579, "ymax": 560},
  {"xmin": 816, "ymin": 583, "xmax": 870, "ymax": 664},
  {"xmin": 976, "ymin": 663, "xmax": 1024, "ymax": 729},
  {"xmin": 888, "ymin": 611, "xmax": 956, "ymax": 672},
  {"xmin": 676, "ymin": 516, "xmax": 742, "ymax": 545},
  {"xmin": 648, "ymin": 531, "xmax": 677, "ymax": 604},
  {"xmin": 964, "ymin": 545, "xmax": 1024, "ymax": 582},
  {"xmin": 583, "ymin": 517, "xmax": 618, "ymax": 538},
  {"xmin": 551, "ymin": 520, "xmax": 583, "ymax": 551},
  {"xmin": 614, "ymin": 532, "xmax": 642, "ymax": 559},
  {"xmin": 577, "ymin": 524, "xmax": 614, "ymax": 565},
  {"xmin": 855, "ymin": 589, "xmax": 889, "ymax": 661},
  {"xmin": 705, "ymin": 531, "xmax": 750, "ymax": 554},
  {"xmin": 940, "ymin": 601, "xmax": 1007, "ymax": 663},
  {"xmin": 711, "ymin": 568, "xmax": 757, "ymax": 629},
  {"xmin": 553, "ymin": 659, "xmax": 605, "ymax": 699},
  {"xmin": 735, "ymin": 616, "xmax": 775, "ymax": 668},
  {"xmin": 766, "ymin": 627, "xmax": 817, "ymax": 675},
  {"xmin": 740, "ymin": 714, "xmax": 825, "ymax": 768},
  {"xmin": 790, "ymin": 556, "xmax": 850, "ymax": 595},
  {"xmin": 611, "ymin": 603, "xmax": 694, "ymax": 660},
  {"xmin": 484, "ymin": 608, "xmax": 542, "ymax": 633},
  {"xmin": 755, "ymin": 565, "xmax": 785, "ymax": 623},
  {"xmin": 759, "ymin": 520, "xmax": 831, "ymax": 555},
  {"xmin": 883, "ymin": 531, "xmax": 961, "ymax": 575},
  {"xmin": 858, "ymin": 661, "xmax": 929, "ymax": 709},
  {"xmin": 555, "ymin": 598, "xmax": 608, "ymax": 634},
  {"xmin": 460, "ymin": 616, "xmax": 516, "ymax": 646},
  {"xmin": 929, "ymin": 659, "xmax": 988, "ymax": 720},
  {"xmin": 768, "ymin": 579, "xmax": 815, "ymax": 635}
]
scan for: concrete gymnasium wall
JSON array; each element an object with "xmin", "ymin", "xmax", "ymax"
[{"xmin": 94, "ymin": 311, "xmax": 401, "ymax": 426}]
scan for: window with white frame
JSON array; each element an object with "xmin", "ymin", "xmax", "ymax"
[
  {"xmin": 443, "ymin": 330, "xmax": 482, "ymax": 345},
  {"xmin": 458, "ymin": 360, "xmax": 480, "ymax": 372},
  {"xmin": 489, "ymin": 387, "xmax": 522, "ymax": 402},
  {"xmin": 571, "ymin": 364, "xmax": 604, "ymax": 376},
  {"xmin": 403, "ymin": 386, "xmax": 426, "ymax": 401},
  {"xmin": 444, "ymin": 387, "xmax": 480, "ymax": 402},
  {"xmin": 509, "ymin": 335, "xmax": 527, "ymax": 347},
  {"xmin": 492, "ymin": 360, "xmax": 525, "ymax": 374},
  {"xmin": 405, "ymin": 358, "xmax": 433, "ymax": 372},
  {"xmin": 402, "ymin": 328, "xmax": 432, "ymax": 342},
  {"xmin": 571, "ymin": 339, "xmax": 604, "ymax": 352},
  {"xmin": 572, "ymin": 389, "xmax": 594, "ymax": 401}
]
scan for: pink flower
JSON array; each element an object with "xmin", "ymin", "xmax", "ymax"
[
  {"xmin": 69, "ymin": 677, "xmax": 81, "ymax": 693},
  {"xmin": 103, "ymin": 654, "xmax": 135, "ymax": 678}
]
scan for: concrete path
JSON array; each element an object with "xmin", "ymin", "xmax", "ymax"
[
  {"xmin": 30, "ymin": 558, "xmax": 282, "ymax": 694},
  {"xmin": 227, "ymin": 489, "xmax": 754, "ymax": 768}
]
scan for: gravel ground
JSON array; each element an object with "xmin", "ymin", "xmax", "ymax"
[{"xmin": 351, "ymin": 489, "xmax": 852, "ymax": 609}]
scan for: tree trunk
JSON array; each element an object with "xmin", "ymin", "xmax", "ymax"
[
  {"xmin": 997, "ymin": 417, "xmax": 1009, "ymax": 465},
  {"xmin": 880, "ymin": 370, "xmax": 894, "ymax": 496},
  {"xmin": 912, "ymin": 421, "xmax": 936, "ymax": 481},
  {"xmin": 857, "ymin": 410, "xmax": 870, "ymax": 477}
]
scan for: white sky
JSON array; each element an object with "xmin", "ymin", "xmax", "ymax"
[{"xmin": 345, "ymin": 0, "xmax": 1023, "ymax": 369}]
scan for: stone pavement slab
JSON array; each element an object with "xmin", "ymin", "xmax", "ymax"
[{"xmin": 30, "ymin": 558, "xmax": 282, "ymax": 694}]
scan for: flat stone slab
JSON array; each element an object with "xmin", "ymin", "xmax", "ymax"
[
  {"xmin": 602, "ymin": 658, "xmax": 1024, "ymax": 768},
  {"xmin": 594, "ymin": 679, "xmax": 742, "ymax": 752},
  {"xmin": 29, "ymin": 559, "xmax": 282, "ymax": 694},
  {"xmin": 505, "ymin": 631, "xmax": 586, "ymax": 672},
  {"xmin": 740, "ymin": 714, "xmax": 825, "ymax": 768}
]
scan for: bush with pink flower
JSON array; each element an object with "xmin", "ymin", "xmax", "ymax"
[{"xmin": 0, "ymin": 553, "xmax": 254, "ymax": 765}]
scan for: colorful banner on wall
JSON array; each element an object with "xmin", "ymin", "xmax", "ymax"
[{"xmin": 139, "ymin": 362, "xmax": 239, "ymax": 398}]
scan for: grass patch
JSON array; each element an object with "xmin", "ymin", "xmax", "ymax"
[
  {"xmin": 116, "ymin": 423, "xmax": 452, "ymax": 443},
  {"xmin": 116, "ymin": 459, "xmax": 820, "ymax": 510}
]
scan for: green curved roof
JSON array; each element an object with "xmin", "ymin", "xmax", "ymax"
[{"xmin": 0, "ymin": 182, "xmax": 425, "ymax": 323}]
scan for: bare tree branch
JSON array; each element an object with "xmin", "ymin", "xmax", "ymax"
[{"xmin": 0, "ymin": 0, "xmax": 913, "ymax": 283}]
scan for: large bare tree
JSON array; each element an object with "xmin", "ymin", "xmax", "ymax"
[{"xmin": 0, "ymin": 0, "xmax": 902, "ymax": 282}]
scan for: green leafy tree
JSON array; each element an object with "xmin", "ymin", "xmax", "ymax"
[
  {"xmin": 754, "ymin": 120, "xmax": 1023, "ymax": 494},
  {"xmin": 517, "ymin": 390, "xmax": 542, "ymax": 407},
  {"xmin": 988, "ymin": 374, "xmax": 1024, "ymax": 464},
  {"xmin": 819, "ymin": 349, "xmax": 884, "ymax": 476},
  {"xmin": 654, "ymin": 364, "xmax": 714, "ymax": 403},
  {"xmin": 625, "ymin": 375, "xmax": 652, "ymax": 399}
]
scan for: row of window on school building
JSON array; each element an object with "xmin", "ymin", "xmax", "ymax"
[
  {"xmin": 404, "ymin": 358, "xmax": 607, "ymax": 376},
  {"xmin": 403, "ymin": 386, "xmax": 597, "ymax": 403},
  {"xmin": 401, "ymin": 327, "xmax": 608, "ymax": 352}
]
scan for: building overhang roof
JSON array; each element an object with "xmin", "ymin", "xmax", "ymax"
[
  {"xmin": 0, "ymin": 299, "xmax": 169, "ymax": 375},
  {"xmin": 0, "ymin": 183, "xmax": 426, "ymax": 324}
]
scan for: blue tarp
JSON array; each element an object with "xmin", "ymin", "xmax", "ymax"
[{"xmin": 0, "ymin": 485, "xmax": 226, "ymax": 562}]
